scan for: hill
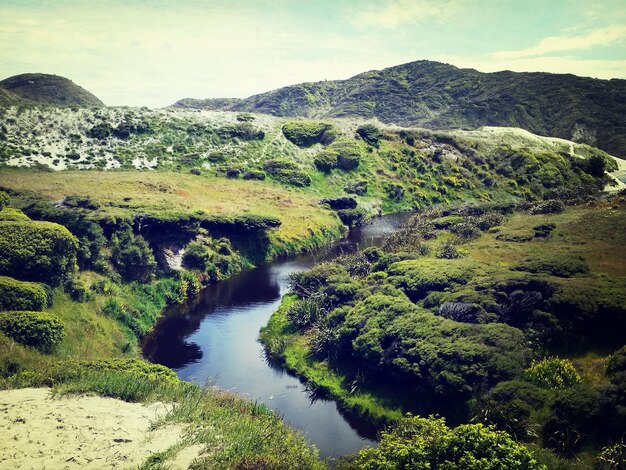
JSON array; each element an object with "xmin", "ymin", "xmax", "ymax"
[
  {"xmin": 0, "ymin": 73, "xmax": 104, "ymax": 107},
  {"xmin": 173, "ymin": 60, "xmax": 626, "ymax": 158}
]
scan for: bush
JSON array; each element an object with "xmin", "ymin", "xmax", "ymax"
[
  {"xmin": 217, "ymin": 123, "xmax": 264, "ymax": 140},
  {"xmin": 351, "ymin": 415, "xmax": 544, "ymax": 469},
  {"xmin": 344, "ymin": 180, "xmax": 368, "ymax": 195},
  {"xmin": 523, "ymin": 357, "xmax": 582, "ymax": 389},
  {"xmin": 0, "ymin": 220, "xmax": 78, "ymax": 286},
  {"xmin": 356, "ymin": 124, "xmax": 383, "ymax": 146},
  {"xmin": 77, "ymin": 358, "xmax": 178, "ymax": 383},
  {"xmin": 513, "ymin": 256, "xmax": 589, "ymax": 278},
  {"xmin": 337, "ymin": 208, "xmax": 366, "ymax": 227},
  {"xmin": 281, "ymin": 121, "xmax": 336, "ymax": 147},
  {"xmin": 183, "ymin": 241, "xmax": 213, "ymax": 271},
  {"xmin": 287, "ymin": 298, "xmax": 323, "ymax": 330},
  {"xmin": 0, "ymin": 191, "xmax": 9, "ymax": 210},
  {"xmin": 0, "ymin": 207, "xmax": 30, "ymax": 221},
  {"xmin": 313, "ymin": 150, "xmax": 337, "ymax": 173},
  {"xmin": 0, "ymin": 276, "xmax": 47, "ymax": 311},
  {"xmin": 65, "ymin": 277, "xmax": 89, "ymax": 302},
  {"xmin": 529, "ymin": 200, "xmax": 565, "ymax": 215},
  {"xmin": 110, "ymin": 225, "xmax": 156, "ymax": 282},
  {"xmin": 384, "ymin": 182, "xmax": 404, "ymax": 200},
  {"xmin": 263, "ymin": 159, "xmax": 311, "ymax": 187},
  {"xmin": 0, "ymin": 311, "xmax": 65, "ymax": 352},
  {"xmin": 242, "ymin": 169, "xmax": 266, "ymax": 180}
]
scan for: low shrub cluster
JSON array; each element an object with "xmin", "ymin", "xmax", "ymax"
[
  {"xmin": 0, "ymin": 276, "xmax": 47, "ymax": 311},
  {"xmin": 263, "ymin": 159, "xmax": 312, "ymax": 187},
  {"xmin": 523, "ymin": 357, "xmax": 582, "ymax": 389},
  {"xmin": 0, "ymin": 220, "xmax": 78, "ymax": 286},
  {"xmin": 0, "ymin": 311, "xmax": 64, "ymax": 352},
  {"xmin": 343, "ymin": 415, "xmax": 544, "ymax": 470},
  {"xmin": 281, "ymin": 121, "xmax": 336, "ymax": 147}
]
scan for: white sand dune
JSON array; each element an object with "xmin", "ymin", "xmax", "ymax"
[{"xmin": 0, "ymin": 388, "xmax": 201, "ymax": 469}]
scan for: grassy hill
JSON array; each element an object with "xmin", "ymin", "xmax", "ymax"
[
  {"xmin": 172, "ymin": 60, "xmax": 626, "ymax": 158},
  {"xmin": 0, "ymin": 73, "xmax": 104, "ymax": 108}
]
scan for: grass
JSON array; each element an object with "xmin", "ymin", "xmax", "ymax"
[
  {"xmin": 0, "ymin": 168, "xmax": 345, "ymax": 258},
  {"xmin": 261, "ymin": 294, "xmax": 405, "ymax": 426}
]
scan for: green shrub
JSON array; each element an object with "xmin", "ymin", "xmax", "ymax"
[
  {"xmin": 513, "ymin": 256, "xmax": 589, "ymax": 277},
  {"xmin": 328, "ymin": 140, "xmax": 362, "ymax": 171},
  {"xmin": 313, "ymin": 150, "xmax": 338, "ymax": 173},
  {"xmin": 0, "ymin": 220, "xmax": 78, "ymax": 286},
  {"xmin": 356, "ymin": 124, "xmax": 383, "ymax": 146},
  {"xmin": 281, "ymin": 121, "xmax": 336, "ymax": 147},
  {"xmin": 0, "ymin": 276, "xmax": 47, "ymax": 311},
  {"xmin": 263, "ymin": 159, "xmax": 312, "ymax": 187},
  {"xmin": 351, "ymin": 415, "xmax": 544, "ymax": 469},
  {"xmin": 217, "ymin": 123, "xmax": 264, "ymax": 140},
  {"xmin": 0, "ymin": 191, "xmax": 9, "ymax": 210},
  {"xmin": 344, "ymin": 180, "xmax": 368, "ymax": 195},
  {"xmin": 72, "ymin": 358, "xmax": 179, "ymax": 384},
  {"xmin": 0, "ymin": 311, "xmax": 65, "ymax": 352},
  {"xmin": 183, "ymin": 241, "xmax": 213, "ymax": 271},
  {"xmin": 0, "ymin": 207, "xmax": 30, "ymax": 221},
  {"xmin": 523, "ymin": 357, "xmax": 582, "ymax": 389},
  {"xmin": 110, "ymin": 225, "xmax": 156, "ymax": 282},
  {"xmin": 242, "ymin": 169, "xmax": 266, "ymax": 180},
  {"xmin": 287, "ymin": 298, "xmax": 323, "ymax": 330},
  {"xmin": 65, "ymin": 277, "xmax": 89, "ymax": 302}
]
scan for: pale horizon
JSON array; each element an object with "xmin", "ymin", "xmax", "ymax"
[{"xmin": 2, "ymin": 0, "xmax": 625, "ymax": 107}]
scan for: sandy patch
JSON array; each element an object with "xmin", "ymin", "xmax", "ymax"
[{"xmin": 0, "ymin": 388, "xmax": 201, "ymax": 469}]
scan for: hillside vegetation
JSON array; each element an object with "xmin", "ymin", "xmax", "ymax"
[
  {"xmin": 262, "ymin": 194, "xmax": 626, "ymax": 468},
  {"xmin": 0, "ymin": 73, "xmax": 104, "ymax": 107},
  {"xmin": 0, "ymin": 99, "xmax": 624, "ymax": 468},
  {"xmin": 172, "ymin": 60, "xmax": 626, "ymax": 158}
]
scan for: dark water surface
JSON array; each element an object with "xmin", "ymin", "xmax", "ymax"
[{"xmin": 142, "ymin": 213, "xmax": 412, "ymax": 460}]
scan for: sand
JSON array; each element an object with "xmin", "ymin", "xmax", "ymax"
[{"xmin": 0, "ymin": 388, "xmax": 201, "ymax": 469}]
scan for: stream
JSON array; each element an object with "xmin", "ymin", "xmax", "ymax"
[{"xmin": 142, "ymin": 212, "xmax": 412, "ymax": 460}]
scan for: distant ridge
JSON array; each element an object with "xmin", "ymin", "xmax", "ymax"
[
  {"xmin": 0, "ymin": 73, "xmax": 104, "ymax": 107},
  {"xmin": 172, "ymin": 60, "xmax": 626, "ymax": 157}
]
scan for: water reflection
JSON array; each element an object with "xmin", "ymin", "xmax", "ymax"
[{"xmin": 142, "ymin": 212, "xmax": 412, "ymax": 459}]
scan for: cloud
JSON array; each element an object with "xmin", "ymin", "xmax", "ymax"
[
  {"xmin": 354, "ymin": 0, "xmax": 464, "ymax": 28},
  {"xmin": 494, "ymin": 25, "xmax": 626, "ymax": 60}
]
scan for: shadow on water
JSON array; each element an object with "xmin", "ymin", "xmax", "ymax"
[{"xmin": 142, "ymin": 212, "xmax": 413, "ymax": 459}]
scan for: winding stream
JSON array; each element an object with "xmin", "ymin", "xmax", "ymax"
[{"xmin": 142, "ymin": 213, "xmax": 412, "ymax": 459}]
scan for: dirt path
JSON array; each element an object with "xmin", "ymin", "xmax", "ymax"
[{"xmin": 0, "ymin": 388, "xmax": 201, "ymax": 469}]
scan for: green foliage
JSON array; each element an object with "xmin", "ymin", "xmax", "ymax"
[
  {"xmin": 387, "ymin": 259, "xmax": 476, "ymax": 301},
  {"xmin": 110, "ymin": 225, "xmax": 156, "ymax": 282},
  {"xmin": 344, "ymin": 180, "xmax": 368, "ymax": 195},
  {"xmin": 286, "ymin": 298, "xmax": 323, "ymax": 330},
  {"xmin": 0, "ymin": 311, "xmax": 65, "ymax": 352},
  {"xmin": 0, "ymin": 276, "xmax": 47, "ymax": 311},
  {"xmin": 183, "ymin": 241, "xmax": 213, "ymax": 271},
  {"xmin": 356, "ymin": 124, "xmax": 383, "ymax": 146},
  {"xmin": 0, "ymin": 220, "xmax": 78, "ymax": 286},
  {"xmin": 337, "ymin": 294, "xmax": 528, "ymax": 398},
  {"xmin": 351, "ymin": 415, "xmax": 544, "ymax": 470},
  {"xmin": 263, "ymin": 159, "xmax": 312, "ymax": 187},
  {"xmin": 0, "ymin": 191, "xmax": 9, "ymax": 210},
  {"xmin": 313, "ymin": 150, "xmax": 337, "ymax": 173},
  {"xmin": 70, "ymin": 358, "xmax": 179, "ymax": 384},
  {"xmin": 217, "ymin": 123, "xmax": 265, "ymax": 140},
  {"xmin": 281, "ymin": 121, "xmax": 336, "ymax": 147},
  {"xmin": 0, "ymin": 207, "xmax": 29, "ymax": 221},
  {"xmin": 523, "ymin": 357, "xmax": 582, "ymax": 389},
  {"xmin": 513, "ymin": 256, "xmax": 589, "ymax": 278}
]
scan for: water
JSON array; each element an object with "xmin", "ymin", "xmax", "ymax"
[{"xmin": 142, "ymin": 212, "xmax": 412, "ymax": 460}]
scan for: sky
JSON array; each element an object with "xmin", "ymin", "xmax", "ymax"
[{"xmin": 1, "ymin": 0, "xmax": 625, "ymax": 107}]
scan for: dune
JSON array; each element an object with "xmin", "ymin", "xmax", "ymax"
[{"xmin": 0, "ymin": 388, "xmax": 202, "ymax": 469}]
